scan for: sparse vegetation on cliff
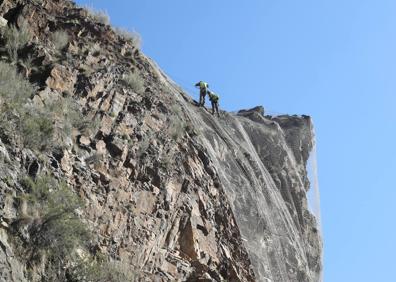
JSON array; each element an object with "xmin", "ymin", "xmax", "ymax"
[
  {"xmin": 21, "ymin": 176, "xmax": 88, "ymax": 257},
  {"xmin": 11, "ymin": 175, "xmax": 136, "ymax": 282},
  {"xmin": 84, "ymin": 5, "xmax": 110, "ymax": 25},
  {"xmin": 0, "ymin": 62, "xmax": 96, "ymax": 152},
  {"xmin": 122, "ymin": 71, "xmax": 144, "ymax": 93},
  {"xmin": 114, "ymin": 27, "xmax": 142, "ymax": 48},
  {"xmin": 2, "ymin": 21, "xmax": 31, "ymax": 61},
  {"xmin": 51, "ymin": 30, "xmax": 69, "ymax": 52},
  {"xmin": 11, "ymin": 175, "xmax": 88, "ymax": 280}
]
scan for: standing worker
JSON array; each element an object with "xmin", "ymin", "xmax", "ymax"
[
  {"xmin": 208, "ymin": 90, "xmax": 220, "ymax": 117},
  {"xmin": 195, "ymin": 81, "xmax": 209, "ymax": 106}
]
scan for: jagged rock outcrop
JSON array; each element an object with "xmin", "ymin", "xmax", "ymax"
[{"xmin": 0, "ymin": 0, "xmax": 322, "ymax": 281}]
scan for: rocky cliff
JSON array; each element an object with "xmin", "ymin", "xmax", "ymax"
[{"xmin": 0, "ymin": 0, "xmax": 322, "ymax": 281}]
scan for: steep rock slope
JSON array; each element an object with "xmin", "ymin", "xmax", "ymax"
[{"xmin": 0, "ymin": 0, "xmax": 322, "ymax": 281}]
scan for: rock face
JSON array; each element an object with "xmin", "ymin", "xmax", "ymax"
[{"xmin": 0, "ymin": 0, "xmax": 322, "ymax": 281}]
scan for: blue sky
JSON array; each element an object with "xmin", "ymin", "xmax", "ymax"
[{"xmin": 76, "ymin": 1, "xmax": 396, "ymax": 281}]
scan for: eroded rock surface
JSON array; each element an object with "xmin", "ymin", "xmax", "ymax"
[{"xmin": 0, "ymin": 0, "xmax": 322, "ymax": 281}]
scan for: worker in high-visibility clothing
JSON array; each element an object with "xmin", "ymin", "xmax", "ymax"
[
  {"xmin": 194, "ymin": 81, "xmax": 209, "ymax": 106},
  {"xmin": 208, "ymin": 90, "xmax": 220, "ymax": 117}
]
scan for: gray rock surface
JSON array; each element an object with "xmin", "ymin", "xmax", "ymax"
[
  {"xmin": 0, "ymin": 0, "xmax": 322, "ymax": 281},
  {"xmin": 157, "ymin": 69, "xmax": 322, "ymax": 281},
  {"xmin": 0, "ymin": 229, "xmax": 26, "ymax": 282}
]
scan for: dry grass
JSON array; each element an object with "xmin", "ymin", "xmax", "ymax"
[
  {"xmin": 122, "ymin": 72, "xmax": 144, "ymax": 93},
  {"xmin": 114, "ymin": 27, "xmax": 142, "ymax": 48},
  {"xmin": 51, "ymin": 30, "xmax": 69, "ymax": 51},
  {"xmin": 3, "ymin": 21, "xmax": 31, "ymax": 61},
  {"xmin": 84, "ymin": 5, "xmax": 110, "ymax": 25}
]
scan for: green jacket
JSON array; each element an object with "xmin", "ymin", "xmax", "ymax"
[
  {"xmin": 195, "ymin": 81, "xmax": 208, "ymax": 90},
  {"xmin": 208, "ymin": 92, "xmax": 219, "ymax": 103}
]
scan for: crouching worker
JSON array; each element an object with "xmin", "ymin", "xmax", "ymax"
[
  {"xmin": 208, "ymin": 91, "xmax": 220, "ymax": 117},
  {"xmin": 195, "ymin": 81, "xmax": 209, "ymax": 106}
]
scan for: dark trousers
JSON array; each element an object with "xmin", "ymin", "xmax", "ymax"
[
  {"xmin": 199, "ymin": 89, "xmax": 207, "ymax": 106},
  {"xmin": 211, "ymin": 101, "xmax": 219, "ymax": 117}
]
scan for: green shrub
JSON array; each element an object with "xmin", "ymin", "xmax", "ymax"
[
  {"xmin": 96, "ymin": 261, "xmax": 136, "ymax": 282},
  {"xmin": 20, "ymin": 111, "xmax": 54, "ymax": 151},
  {"xmin": 0, "ymin": 62, "xmax": 35, "ymax": 106},
  {"xmin": 19, "ymin": 176, "xmax": 89, "ymax": 262},
  {"xmin": 122, "ymin": 72, "xmax": 144, "ymax": 93},
  {"xmin": 50, "ymin": 97, "xmax": 99, "ymax": 137},
  {"xmin": 7, "ymin": 95, "xmax": 98, "ymax": 152},
  {"xmin": 19, "ymin": 97, "xmax": 99, "ymax": 151},
  {"xmin": 21, "ymin": 55, "xmax": 35, "ymax": 72},
  {"xmin": 3, "ymin": 21, "xmax": 31, "ymax": 61},
  {"xmin": 16, "ymin": 175, "xmax": 143, "ymax": 281},
  {"xmin": 51, "ymin": 30, "xmax": 69, "ymax": 51},
  {"xmin": 0, "ymin": 62, "xmax": 36, "ymax": 142},
  {"xmin": 10, "ymin": 176, "xmax": 91, "ymax": 281},
  {"xmin": 71, "ymin": 258, "xmax": 137, "ymax": 282},
  {"xmin": 0, "ymin": 63, "xmax": 97, "ymax": 152}
]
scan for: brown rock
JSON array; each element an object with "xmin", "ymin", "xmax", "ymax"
[
  {"xmin": 96, "ymin": 140, "xmax": 107, "ymax": 154},
  {"xmin": 46, "ymin": 65, "xmax": 76, "ymax": 93},
  {"xmin": 133, "ymin": 191, "xmax": 157, "ymax": 214},
  {"xmin": 88, "ymin": 80, "xmax": 105, "ymax": 99},
  {"xmin": 60, "ymin": 150, "xmax": 73, "ymax": 175},
  {"xmin": 110, "ymin": 92, "xmax": 126, "ymax": 117},
  {"xmin": 79, "ymin": 136, "xmax": 91, "ymax": 146},
  {"xmin": 0, "ymin": 17, "xmax": 7, "ymax": 27},
  {"xmin": 100, "ymin": 115, "xmax": 113, "ymax": 135}
]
